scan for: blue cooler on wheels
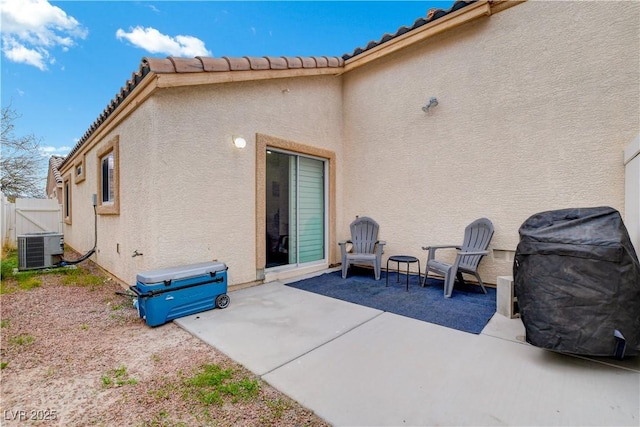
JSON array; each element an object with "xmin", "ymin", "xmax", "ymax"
[{"xmin": 130, "ymin": 261, "xmax": 229, "ymax": 327}]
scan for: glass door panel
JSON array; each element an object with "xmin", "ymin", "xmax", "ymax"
[{"xmin": 265, "ymin": 150, "xmax": 325, "ymax": 268}]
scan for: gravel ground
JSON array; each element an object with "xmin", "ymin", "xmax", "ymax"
[{"xmin": 0, "ymin": 255, "xmax": 329, "ymax": 426}]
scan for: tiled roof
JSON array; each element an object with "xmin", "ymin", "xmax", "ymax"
[
  {"xmin": 143, "ymin": 55, "xmax": 344, "ymax": 73},
  {"xmin": 49, "ymin": 155, "xmax": 65, "ymax": 184},
  {"xmin": 342, "ymin": 0, "xmax": 476, "ymax": 60},
  {"xmin": 62, "ymin": 55, "xmax": 343, "ymax": 165},
  {"xmin": 62, "ymin": 1, "xmax": 476, "ymax": 166}
]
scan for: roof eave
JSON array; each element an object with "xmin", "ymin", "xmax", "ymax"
[
  {"xmin": 60, "ymin": 71, "xmax": 160, "ymax": 173},
  {"xmin": 342, "ymin": 0, "xmax": 495, "ymax": 74},
  {"xmin": 155, "ymin": 66, "xmax": 343, "ymax": 89}
]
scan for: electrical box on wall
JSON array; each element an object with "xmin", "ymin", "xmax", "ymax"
[{"xmin": 17, "ymin": 232, "xmax": 64, "ymax": 270}]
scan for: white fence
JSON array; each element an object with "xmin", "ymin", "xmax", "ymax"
[
  {"xmin": 1, "ymin": 195, "xmax": 62, "ymax": 247},
  {"xmin": 625, "ymin": 135, "xmax": 640, "ymax": 254}
]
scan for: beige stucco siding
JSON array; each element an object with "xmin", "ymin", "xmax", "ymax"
[
  {"xmin": 64, "ymin": 74, "xmax": 344, "ymax": 286},
  {"xmin": 342, "ymin": 1, "xmax": 640, "ymax": 283},
  {"xmin": 61, "ymin": 101, "xmax": 157, "ymax": 284}
]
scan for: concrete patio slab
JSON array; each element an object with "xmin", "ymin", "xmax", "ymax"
[
  {"xmin": 264, "ymin": 311, "xmax": 639, "ymax": 426},
  {"xmin": 174, "ymin": 281, "xmax": 382, "ymax": 376},
  {"xmin": 483, "ymin": 311, "xmax": 640, "ymax": 374},
  {"xmin": 176, "ymin": 280, "xmax": 640, "ymax": 426}
]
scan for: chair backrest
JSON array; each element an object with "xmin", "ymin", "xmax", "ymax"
[
  {"xmin": 350, "ymin": 216, "xmax": 379, "ymax": 254},
  {"xmin": 459, "ymin": 218, "xmax": 494, "ymax": 270}
]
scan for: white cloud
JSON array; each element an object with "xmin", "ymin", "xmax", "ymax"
[
  {"xmin": 116, "ymin": 26, "xmax": 211, "ymax": 57},
  {"xmin": 0, "ymin": 0, "xmax": 87, "ymax": 70},
  {"xmin": 40, "ymin": 145, "xmax": 71, "ymax": 157}
]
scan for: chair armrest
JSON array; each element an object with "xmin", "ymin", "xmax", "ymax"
[
  {"xmin": 339, "ymin": 240, "xmax": 352, "ymax": 259},
  {"xmin": 422, "ymin": 244, "xmax": 460, "ymax": 262},
  {"xmin": 421, "ymin": 245, "xmax": 460, "ymax": 251},
  {"xmin": 456, "ymin": 250, "xmax": 489, "ymax": 257},
  {"xmin": 375, "ymin": 240, "xmax": 386, "ymax": 256}
]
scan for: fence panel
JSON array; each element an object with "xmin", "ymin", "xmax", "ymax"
[
  {"xmin": 13, "ymin": 198, "xmax": 63, "ymax": 243},
  {"xmin": 1, "ymin": 194, "xmax": 17, "ymax": 247}
]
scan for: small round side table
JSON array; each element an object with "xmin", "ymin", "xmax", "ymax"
[{"xmin": 386, "ymin": 255, "xmax": 421, "ymax": 291}]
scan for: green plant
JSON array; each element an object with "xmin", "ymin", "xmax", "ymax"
[
  {"xmin": 1, "ymin": 319, "xmax": 10, "ymax": 328},
  {"xmin": 183, "ymin": 364, "xmax": 260, "ymax": 406},
  {"xmin": 102, "ymin": 365, "xmax": 138, "ymax": 388},
  {"xmin": 101, "ymin": 375, "xmax": 112, "ymax": 387},
  {"xmin": 265, "ymin": 398, "xmax": 292, "ymax": 422},
  {"xmin": 1, "ymin": 362, "xmax": 8, "ymax": 369},
  {"xmin": 10, "ymin": 334, "xmax": 34, "ymax": 346},
  {"xmin": 0, "ymin": 257, "xmax": 43, "ymax": 293},
  {"xmin": 61, "ymin": 268, "xmax": 103, "ymax": 287}
]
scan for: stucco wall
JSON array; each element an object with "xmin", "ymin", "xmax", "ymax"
[
  {"xmin": 64, "ymin": 74, "xmax": 344, "ymax": 286},
  {"xmin": 61, "ymin": 101, "xmax": 157, "ymax": 285},
  {"xmin": 342, "ymin": 1, "xmax": 640, "ymax": 283}
]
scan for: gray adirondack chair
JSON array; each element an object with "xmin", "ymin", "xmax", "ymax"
[
  {"xmin": 339, "ymin": 216, "xmax": 386, "ymax": 280},
  {"xmin": 422, "ymin": 218, "xmax": 494, "ymax": 297}
]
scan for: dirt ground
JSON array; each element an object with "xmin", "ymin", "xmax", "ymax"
[{"xmin": 0, "ymin": 257, "xmax": 329, "ymax": 426}]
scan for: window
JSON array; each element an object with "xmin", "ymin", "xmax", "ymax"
[
  {"xmin": 96, "ymin": 137, "xmax": 119, "ymax": 215},
  {"xmin": 74, "ymin": 155, "xmax": 85, "ymax": 183},
  {"xmin": 101, "ymin": 153, "xmax": 114, "ymax": 203},
  {"xmin": 63, "ymin": 175, "xmax": 72, "ymax": 224}
]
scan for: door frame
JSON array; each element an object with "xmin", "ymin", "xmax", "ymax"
[{"xmin": 255, "ymin": 133, "xmax": 336, "ymax": 280}]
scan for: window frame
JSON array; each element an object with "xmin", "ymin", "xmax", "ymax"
[
  {"xmin": 63, "ymin": 174, "xmax": 72, "ymax": 224},
  {"xmin": 96, "ymin": 136, "xmax": 120, "ymax": 215},
  {"xmin": 74, "ymin": 154, "xmax": 85, "ymax": 184}
]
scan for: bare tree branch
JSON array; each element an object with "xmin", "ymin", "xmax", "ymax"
[{"xmin": 1, "ymin": 105, "xmax": 46, "ymax": 199}]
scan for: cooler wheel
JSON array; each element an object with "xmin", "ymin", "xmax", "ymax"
[{"xmin": 215, "ymin": 293, "xmax": 230, "ymax": 309}]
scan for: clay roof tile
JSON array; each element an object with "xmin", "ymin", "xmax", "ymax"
[
  {"xmin": 224, "ymin": 56, "xmax": 251, "ymax": 71},
  {"xmin": 265, "ymin": 56, "xmax": 288, "ymax": 69},
  {"xmin": 169, "ymin": 57, "xmax": 204, "ymax": 73},
  {"xmin": 300, "ymin": 57, "xmax": 317, "ymax": 68},
  {"xmin": 142, "ymin": 57, "xmax": 175, "ymax": 73},
  {"xmin": 245, "ymin": 56, "xmax": 270, "ymax": 70},
  {"xmin": 198, "ymin": 57, "xmax": 231, "ymax": 72},
  {"xmin": 313, "ymin": 56, "xmax": 329, "ymax": 68},
  {"xmin": 284, "ymin": 56, "xmax": 303, "ymax": 68}
]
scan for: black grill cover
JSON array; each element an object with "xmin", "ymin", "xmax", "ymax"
[{"xmin": 514, "ymin": 207, "xmax": 640, "ymax": 357}]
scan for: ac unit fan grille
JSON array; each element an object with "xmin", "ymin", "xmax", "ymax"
[{"xmin": 19, "ymin": 236, "xmax": 45, "ymax": 269}]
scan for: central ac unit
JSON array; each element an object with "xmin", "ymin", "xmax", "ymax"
[{"xmin": 17, "ymin": 232, "xmax": 64, "ymax": 270}]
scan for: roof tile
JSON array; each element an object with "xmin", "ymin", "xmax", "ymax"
[
  {"xmin": 283, "ymin": 56, "xmax": 303, "ymax": 68},
  {"xmin": 245, "ymin": 56, "xmax": 270, "ymax": 70},
  {"xmin": 169, "ymin": 57, "xmax": 204, "ymax": 73},
  {"xmin": 49, "ymin": 155, "xmax": 64, "ymax": 184},
  {"xmin": 342, "ymin": 0, "xmax": 475, "ymax": 60},
  {"xmin": 300, "ymin": 57, "xmax": 317, "ymax": 68},
  {"xmin": 225, "ymin": 56, "xmax": 251, "ymax": 71},
  {"xmin": 198, "ymin": 57, "xmax": 231, "ymax": 72},
  {"xmin": 265, "ymin": 56, "xmax": 288, "ymax": 69},
  {"xmin": 142, "ymin": 57, "xmax": 175, "ymax": 73},
  {"xmin": 313, "ymin": 56, "xmax": 328, "ymax": 68}
]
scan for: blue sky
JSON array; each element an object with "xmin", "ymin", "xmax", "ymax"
[{"xmin": 1, "ymin": 0, "xmax": 454, "ymax": 159}]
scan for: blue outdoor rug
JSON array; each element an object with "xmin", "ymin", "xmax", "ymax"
[{"xmin": 286, "ymin": 268, "xmax": 496, "ymax": 334}]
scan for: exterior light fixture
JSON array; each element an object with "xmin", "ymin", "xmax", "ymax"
[
  {"xmin": 422, "ymin": 97, "xmax": 439, "ymax": 112},
  {"xmin": 233, "ymin": 136, "xmax": 247, "ymax": 149}
]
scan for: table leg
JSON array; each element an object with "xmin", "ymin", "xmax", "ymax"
[{"xmin": 386, "ymin": 259, "xmax": 390, "ymax": 287}]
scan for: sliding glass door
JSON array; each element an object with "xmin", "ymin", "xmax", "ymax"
[{"xmin": 265, "ymin": 150, "xmax": 326, "ymax": 268}]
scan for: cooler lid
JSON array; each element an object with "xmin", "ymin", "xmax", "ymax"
[{"xmin": 136, "ymin": 261, "xmax": 227, "ymax": 284}]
